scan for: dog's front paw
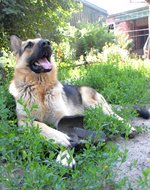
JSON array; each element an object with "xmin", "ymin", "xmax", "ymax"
[
  {"xmin": 54, "ymin": 131, "xmax": 78, "ymax": 148},
  {"xmin": 56, "ymin": 150, "xmax": 76, "ymax": 169},
  {"xmin": 121, "ymin": 125, "xmax": 138, "ymax": 139},
  {"xmin": 128, "ymin": 127, "xmax": 138, "ymax": 139}
]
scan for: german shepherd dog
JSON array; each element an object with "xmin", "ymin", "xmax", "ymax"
[{"xmin": 9, "ymin": 35, "xmax": 142, "ymax": 168}]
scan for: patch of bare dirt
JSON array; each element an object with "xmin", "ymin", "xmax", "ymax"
[{"xmin": 115, "ymin": 118, "xmax": 150, "ymax": 189}]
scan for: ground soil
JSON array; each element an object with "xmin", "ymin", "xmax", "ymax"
[{"xmin": 115, "ymin": 117, "xmax": 150, "ymax": 189}]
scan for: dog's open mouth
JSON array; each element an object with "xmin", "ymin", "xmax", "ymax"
[
  {"xmin": 29, "ymin": 57, "xmax": 52, "ymax": 73},
  {"xmin": 34, "ymin": 57, "xmax": 52, "ymax": 70}
]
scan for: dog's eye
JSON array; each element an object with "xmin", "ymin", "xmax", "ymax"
[{"xmin": 25, "ymin": 41, "xmax": 34, "ymax": 49}]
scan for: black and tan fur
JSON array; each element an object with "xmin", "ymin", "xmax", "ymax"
[{"xmin": 9, "ymin": 35, "xmax": 138, "ymax": 167}]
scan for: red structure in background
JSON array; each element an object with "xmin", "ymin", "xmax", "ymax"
[{"xmin": 107, "ymin": 5, "xmax": 149, "ymax": 55}]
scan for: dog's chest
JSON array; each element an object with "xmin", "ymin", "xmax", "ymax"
[
  {"xmin": 9, "ymin": 80, "xmax": 46, "ymax": 120},
  {"xmin": 10, "ymin": 81, "xmax": 43, "ymax": 104},
  {"xmin": 44, "ymin": 85, "xmax": 84, "ymax": 125},
  {"xmin": 43, "ymin": 85, "xmax": 69, "ymax": 124}
]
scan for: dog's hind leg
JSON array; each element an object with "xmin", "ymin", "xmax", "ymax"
[
  {"xmin": 95, "ymin": 93, "xmax": 138, "ymax": 138},
  {"xmin": 134, "ymin": 107, "xmax": 150, "ymax": 119},
  {"xmin": 80, "ymin": 87, "xmax": 122, "ymax": 119},
  {"xmin": 80, "ymin": 87, "xmax": 137, "ymax": 138}
]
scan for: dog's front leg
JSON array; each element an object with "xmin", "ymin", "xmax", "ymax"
[
  {"xmin": 33, "ymin": 121, "xmax": 76, "ymax": 148},
  {"xmin": 56, "ymin": 150, "xmax": 76, "ymax": 169},
  {"xmin": 33, "ymin": 121, "xmax": 76, "ymax": 168}
]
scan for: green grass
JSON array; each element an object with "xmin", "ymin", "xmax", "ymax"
[{"xmin": 0, "ymin": 55, "xmax": 150, "ymax": 189}]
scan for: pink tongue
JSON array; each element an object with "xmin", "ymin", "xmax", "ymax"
[{"xmin": 38, "ymin": 58, "xmax": 52, "ymax": 70}]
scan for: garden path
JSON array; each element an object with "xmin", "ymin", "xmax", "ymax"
[{"xmin": 115, "ymin": 118, "xmax": 150, "ymax": 189}]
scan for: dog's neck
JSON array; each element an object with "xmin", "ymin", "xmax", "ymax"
[
  {"xmin": 14, "ymin": 66, "xmax": 58, "ymax": 85},
  {"xmin": 10, "ymin": 67, "xmax": 59, "ymax": 103}
]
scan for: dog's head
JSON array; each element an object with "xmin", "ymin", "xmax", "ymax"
[{"xmin": 10, "ymin": 35, "xmax": 53, "ymax": 73}]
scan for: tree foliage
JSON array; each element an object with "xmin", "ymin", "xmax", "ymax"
[{"xmin": 0, "ymin": 0, "xmax": 79, "ymax": 48}]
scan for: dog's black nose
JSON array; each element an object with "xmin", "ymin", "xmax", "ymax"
[{"xmin": 39, "ymin": 40, "xmax": 50, "ymax": 47}]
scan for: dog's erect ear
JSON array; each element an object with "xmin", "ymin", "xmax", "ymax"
[
  {"xmin": 36, "ymin": 33, "xmax": 42, "ymax": 38},
  {"xmin": 10, "ymin": 35, "xmax": 22, "ymax": 53}
]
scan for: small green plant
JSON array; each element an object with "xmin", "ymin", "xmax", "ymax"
[{"xmin": 138, "ymin": 167, "xmax": 150, "ymax": 190}]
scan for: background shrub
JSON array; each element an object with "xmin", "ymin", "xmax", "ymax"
[{"xmin": 74, "ymin": 22, "xmax": 114, "ymax": 59}]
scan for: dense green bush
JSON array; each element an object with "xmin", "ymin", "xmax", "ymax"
[
  {"xmin": 72, "ymin": 62, "xmax": 149, "ymax": 106},
  {"xmin": 114, "ymin": 30, "xmax": 134, "ymax": 51},
  {"xmin": 53, "ymin": 22, "xmax": 115, "ymax": 64},
  {"xmin": 74, "ymin": 22, "xmax": 114, "ymax": 59}
]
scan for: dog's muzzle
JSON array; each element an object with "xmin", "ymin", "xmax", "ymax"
[{"xmin": 28, "ymin": 39, "xmax": 53, "ymax": 73}]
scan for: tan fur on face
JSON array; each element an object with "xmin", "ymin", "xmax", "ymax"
[{"xmin": 15, "ymin": 38, "xmax": 42, "ymax": 69}]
